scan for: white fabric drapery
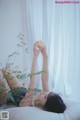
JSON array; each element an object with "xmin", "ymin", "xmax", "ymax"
[{"xmin": 22, "ymin": 0, "xmax": 80, "ymax": 102}]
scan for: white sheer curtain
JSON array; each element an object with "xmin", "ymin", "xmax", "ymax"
[{"xmin": 23, "ymin": 0, "xmax": 80, "ymax": 102}]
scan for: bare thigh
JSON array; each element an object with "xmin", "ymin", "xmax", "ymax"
[
  {"xmin": 0, "ymin": 70, "xmax": 10, "ymax": 105},
  {"xmin": 2, "ymin": 69, "xmax": 23, "ymax": 89}
]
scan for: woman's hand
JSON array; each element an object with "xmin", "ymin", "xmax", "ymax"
[
  {"xmin": 33, "ymin": 41, "xmax": 40, "ymax": 58},
  {"xmin": 33, "ymin": 41, "xmax": 48, "ymax": 58},
  {"xmin": 37, "ymin": 41, "xmax": 48, "ymax": 58}
]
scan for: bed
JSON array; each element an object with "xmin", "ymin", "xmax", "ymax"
[{"xmin": 0, "ymin": 98, "xmax": 80, "ymax": 120}]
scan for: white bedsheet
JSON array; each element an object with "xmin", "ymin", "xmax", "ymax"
[{"xmin": 0, "ymin": 99, "xmax": 80, "ymax": 120}]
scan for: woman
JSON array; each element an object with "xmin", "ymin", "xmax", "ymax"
[{"xmin": 0, "ymin": 41, "xmax": 66, "ymax": 113}]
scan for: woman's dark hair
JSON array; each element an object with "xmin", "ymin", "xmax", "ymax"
[{"xmin": 43, "ymin": 92, "xmax": 66, "ymax": 113}]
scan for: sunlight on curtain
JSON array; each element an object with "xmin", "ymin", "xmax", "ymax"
[{"xmin": 24, "ymin": 0, "xmax": 80, "ymax": 102}]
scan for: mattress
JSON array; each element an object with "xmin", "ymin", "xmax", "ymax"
[{"xmin": 0, "ymin": 99, "xmax": 80, "ymax": 120}]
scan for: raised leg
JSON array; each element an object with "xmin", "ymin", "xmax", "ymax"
[
  {"xmin": 0, "ymin": 70, "xmax": 10, "ymax": 105},
  {"xmin": 2, "ymin": 68, "xmax": 23, "ymax": 89}
]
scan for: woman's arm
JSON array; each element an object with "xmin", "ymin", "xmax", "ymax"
[
  {"xmin": 40, "ymin": 42, "xmax": 49, "ymax": 92},
  {"xmin": 41, "ymin": 55, "xmax": 49, "ymax": 92},
  {"xmin": 19, "ymin": 42, "xmax": 40, "ymax": 107},
  {"xmin": 36, "ymin": 41, "xmax": 49, "ymax": 92},
  {"xmin": 28, "ymin": 42, "xmax": 40, "ymax": 89}
]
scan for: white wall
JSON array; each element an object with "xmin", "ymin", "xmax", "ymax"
[{"xmin": 0, "ymin": 0, "xmax": 25, "ymax": 71}]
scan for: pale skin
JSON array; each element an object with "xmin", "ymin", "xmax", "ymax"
[
  {"xmin": 28, "ymin": 41, "xmax": 49, "ymax": 91},
  {"xmin": 19, "ymin": 41, "xmax": 49, "ymax": 107},
  {"xmin": 0, "ymin": 41, "xmax": 49, "ymax": 107}
]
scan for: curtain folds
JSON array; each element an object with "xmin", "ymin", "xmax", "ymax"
[{"xmin": 24, "ymin": 0, "xmax": 80, "ymax": 102}]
